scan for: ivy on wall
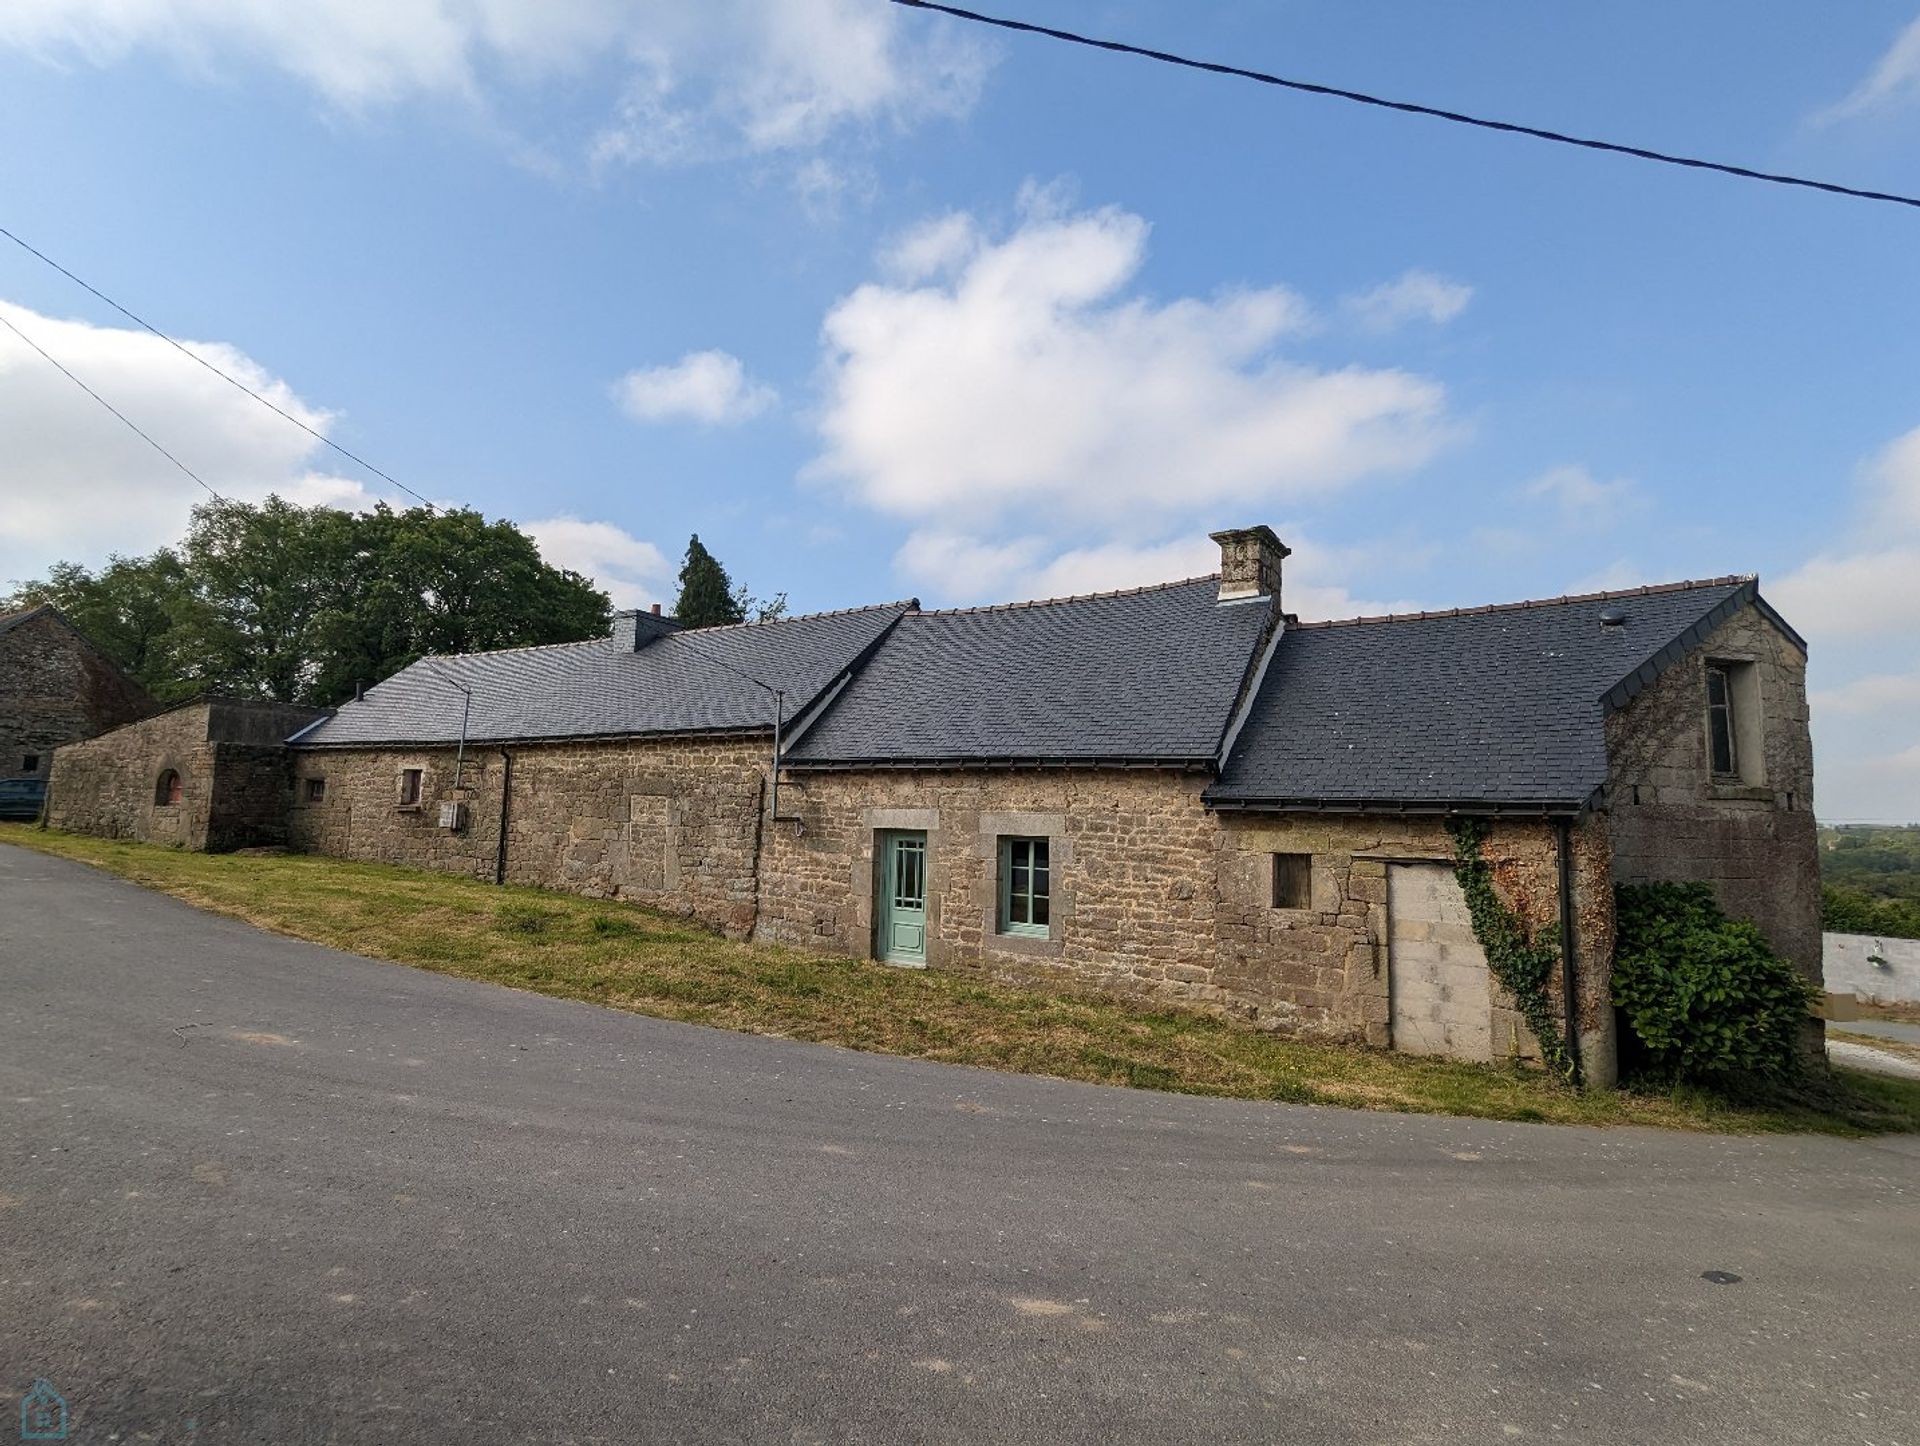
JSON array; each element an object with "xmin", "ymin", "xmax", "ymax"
[{"xmin": 1445, "ymin": 818, "xmax": 1578, "ymax": 1084}]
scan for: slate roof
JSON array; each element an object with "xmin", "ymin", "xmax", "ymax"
[
  {"xmin": 291, "ymin": 602, "xmax": 913, "ymax": 747},
  {"xmin": 785, "ymin": 576, "xmax": 1272, "ymax": 768},
  {"xmin": 1207, "ymin": 576, "xmax": 1791, "ymax": 814}
]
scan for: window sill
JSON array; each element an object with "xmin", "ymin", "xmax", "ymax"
[
  {"xmin": 1709, "ymin": 781, "xmax": 1772, "ymax": 803},
  {"xmin": 988, "ymin": 929, "xmax": 1063, "ymax": 958},
  {"xmin": 395, "ymin": 804, "xmax": 424, "ymax": 814}
]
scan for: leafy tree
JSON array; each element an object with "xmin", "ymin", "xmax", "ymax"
[
  {"xmin": 308, "ymin": 504, "xmax": 611, "ymax": 703},
  {"xmin": 674, "ymin": 534, "xmax": 746, "ymax": 628},
  {"xmin": 5, "ymin": 497, "xmax": 611, "ymax": 705},
  {"xmin": 7, "ymin": 550, "xmax": 209, "ymax": 702}
]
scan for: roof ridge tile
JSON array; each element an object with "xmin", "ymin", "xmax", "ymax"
[
  {"xmin": 915, "ymin": 573, "xmax": 1220, "ymax": 617},
  {"xmin": 681, "ymin": 598, "xmax": 920, "ymax": 634},
  {"xmin": 1288, "ymin": 575, "xmax": 1754, "ymax": 630}
]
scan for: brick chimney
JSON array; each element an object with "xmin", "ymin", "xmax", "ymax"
[
  {"xmin": 609, "ymin": 608, "xmax": 678, "ymax": 651},
  {"xmin": 1210, "ymin": 525, "xmax": 1290, "ymax": 605}
]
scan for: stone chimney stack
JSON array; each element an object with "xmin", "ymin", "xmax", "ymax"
[
  {"xmin": 609, "ymin": 609, "xmax": 677, "ymax": 651},
  {"xmin": 1210, "ymin": 525, "xmax": 1290, "ymax": 605}
]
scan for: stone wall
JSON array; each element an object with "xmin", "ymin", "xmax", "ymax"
[
  {"xmin": 759, "ymin": 768, "xmax": 1614, "ymax": 1076},
  {"xmin": 47, "ymin": 699, "xmax": 324, "ymax": 850},
  {"xmin": 1212, "ymin": 812, "xmax": 1615, "ymax": 1081},
  {"xmin": 48, "ymin": 703, "xmax": 220, "ymax": 849},
  {"xmin": 287, "ymin": 735, "xmax": 770, "ymax": 936},
  {"xmin": 0, "ymin": 609, "xmax": 154, "ymax": 786},
  {"xmin": 1603, "ymin": 602, "xmax": 1820, "ymax": 980}
]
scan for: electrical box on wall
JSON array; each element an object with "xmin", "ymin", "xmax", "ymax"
[{"xmin": 438, "ymin": 801, "xmax": 468, "ymax": 832}]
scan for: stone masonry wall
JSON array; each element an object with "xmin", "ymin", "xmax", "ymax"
[
  {"xmin": 1604, "ymin": 602, "xmax": 1820, "ymax": 981},
  {"xmin": 759, "ymin": 769, "xmax": 1613, "ymax": 1073},
  {"xmin": 48, "ymin": 702, "xmax": 218, "ymax": 849},
  {"xmin": 287, "ymin": 735, "xmax": 770, "ymax": 936},
  {"xmin": 0, "ymin": 609, "xmax": 155, "ymax": 786},
  {"xmin": 1213, "ymin": 812, "xmax": 1616, "ymax": 1083}
]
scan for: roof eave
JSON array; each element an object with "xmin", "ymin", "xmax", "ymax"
[
  {"xmin": 1203, "ymin": 793, "xmax": 1588, "ymax": 819},
  {"xmin": 292, "ymin": 722, "xmax": 777, "ymax": 751},
  {"xmin": 785, "ymin": 754, "xmax": 1219, "ymax": 774},
  {"xmin": 1601, "ymin": 578, "xmax": 1805, "ymax": 712}
]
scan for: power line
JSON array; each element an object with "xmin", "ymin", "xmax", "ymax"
[
  {"xmin": 892, "ymin": 0, "xmax": 1920, "ymax": 213},
  {"xmin": 0, "ymin": 305, "xmax": 225, "ymax": 503},
  {"xmin": 0, "ymin": 224, "xmax": 445, "ymax": 510}
]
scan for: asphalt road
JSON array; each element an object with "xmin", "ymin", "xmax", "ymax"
[{"xmin": 3, "ymin": 844, "xmax": 1917, "ymax": 1445}]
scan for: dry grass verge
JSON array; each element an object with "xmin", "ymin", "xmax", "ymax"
[{"xmin": 6, "ymin": 824, "xmax": 1916, "ymax": 1135}]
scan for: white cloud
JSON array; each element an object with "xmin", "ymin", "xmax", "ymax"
[
  {"xmin": 1525, "ymin": 463, "xmax": 1640, "ymax": 517},
  {"xmin": 1865, "ymin": 422, "xmax": 1920, "ymax": 531},
  {"xmin": 814, "ymin": 188, "xmax": 1457, "ymax": 594},
  {"xmin": 1771, "ymin": 424, "xmax": 1920, "ymax": 641},
  {"xmin": 522, "ymin": 515, "xmax": 671, "ymax": 609},
  {"xmin": 1815, "ymin": 742, "xmax": 1920, "ymax": 824},
  {"xmin": 1343, "ymin": 269, "xmax": 1473, "ymax": 332},
  {"xmin": 894, "ymin": 525, "xmax": 1418, "ymax": 618},
  {"xmin": 1818, "ymin": 14, "xmax": 1920, "ymax": 122},
  {"xmin": 1770, "ymin": 544, "xmax": 1920, "ymax": 642},
  {"xmin": 0, "ymin": 298, "xmax": 382, "ymax": 586},
  {"xmin": 1811, "ymin": 672, "xmax": 1920, "ymax": 717},
  {"xmin": 613, "ymin": 350, "xmax": 777, "ymax": 425},
  {"xmin": 0, "ymin": 1, "xmax": 991, "ymax": 160},
  {"xmin": 1769, "ymin": 421, "xmax": 1920, "ymax": 820}
]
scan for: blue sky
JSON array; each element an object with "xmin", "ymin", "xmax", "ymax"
[{"xmin": 1, "ymin": 2, "xmax": 1918, "ymax": 819}]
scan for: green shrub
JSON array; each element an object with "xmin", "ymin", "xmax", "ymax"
[{"xmin": 1613, "ymin": 882, "xmax": 1817, "ymax": 1085}]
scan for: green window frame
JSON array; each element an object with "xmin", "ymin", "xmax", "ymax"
[{"xmin": 998, "ymin": 836, "xmax": 1051, "ymax": 938}]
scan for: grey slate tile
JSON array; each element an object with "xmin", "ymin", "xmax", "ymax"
[
  {"xmin": 787, "ymin": 577, "xmax": 1269, "ymax": 766},
  {"xmin": 1208, "ymin": 578, "xmax": 1760, "ymax": 810},
  {"xmin": 293, "ymin": 602, "xmax": 912, "ymax": 747}
]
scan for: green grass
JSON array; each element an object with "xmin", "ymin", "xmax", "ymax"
[{"xmin": 8, "ymin": 822, "xmax": 1917, "ymax": 1135}]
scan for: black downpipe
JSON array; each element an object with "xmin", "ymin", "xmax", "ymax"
[
  {"xmin": 494, "ymin": 747, "xmax": 513, "ymax": 886},
  {"xmin": 1554, "ymin": 818, "xmax": 1583, "ymax": 1083}
]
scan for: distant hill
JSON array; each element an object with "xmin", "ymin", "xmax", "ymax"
[{"xmin": 1821, "ymin": 824, "xmax": 1920, "ymax": 939}]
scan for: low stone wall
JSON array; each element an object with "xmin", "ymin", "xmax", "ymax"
[
  {"xmin": 288, "ymin": 735, "xmax": 770, "ymax": 936},
  {"xmin": 1825, "ymin": 932, "xmax": 1920, "ymax": 1005}
]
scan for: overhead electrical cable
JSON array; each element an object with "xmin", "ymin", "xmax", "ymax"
[
  {"xmin": 0, "ymin": 305, "xmax": 225, "ymax": 502},
  {"xmin": 892, "ymin": 0, "xmax": 1920, "ymax": 213},
  {"xmin": 0, "ymin": 223, "xmax": 445, "ymax": 510}
]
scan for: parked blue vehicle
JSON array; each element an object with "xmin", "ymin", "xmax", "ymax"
[{"xmin": 0, "ymin": 778, "xmax": 47, "ymax": 821}]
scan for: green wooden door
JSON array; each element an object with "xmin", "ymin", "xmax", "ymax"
[{"xmin": 878, "ymin": 831, "xmax": 928, "ymax": 964}]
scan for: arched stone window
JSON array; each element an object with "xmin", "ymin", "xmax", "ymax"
[{"xmin": 155, "ymin": 769, "xmax": 183, "ymax": 806}]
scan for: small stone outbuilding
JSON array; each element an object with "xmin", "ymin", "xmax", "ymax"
[
  {"xmin": 0, "ymin": 605, "xmax": 156, "ymax": 817},
  {"xmin": 48, "ymin": 697, "xmax": 329, "ymax": 851}
]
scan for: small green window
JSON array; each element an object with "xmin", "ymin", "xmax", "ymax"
[{"xmin": 999, "ymin": 836, "xmax": 1051, "ymax": 938}]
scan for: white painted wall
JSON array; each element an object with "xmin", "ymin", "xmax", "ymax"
[{"xmin": 1825, "ymin": 932, "xmax": 1920, "ymax": 1004}]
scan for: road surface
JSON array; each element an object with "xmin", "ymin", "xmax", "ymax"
[{"xmin": 2, "ymin": 843, "xmax": 1916, "ymax": 1444}]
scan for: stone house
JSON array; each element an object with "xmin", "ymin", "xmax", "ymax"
[
  {"xmin": 264, "ymin": 524, "xmax": 1817, "ymax": 1087},
  {"xmin": 0, "ymin": 604, "xmax": 156, "ymax": 818},
  {"xmin": 48, "ymin": 697, "xmax": 329, "ymax": 851}
]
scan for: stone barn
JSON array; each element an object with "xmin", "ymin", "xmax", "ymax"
[
  {"xmin": 264, "ymin": 523, "xmax": 1818, "ymax": 1087},
  {"xmin": 48, "ymin": 697, "xmax": 329, "ymax": 851},
  {"xmin": 0, "ymin": 604, "xmax": 156, "ymax": 818}
]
